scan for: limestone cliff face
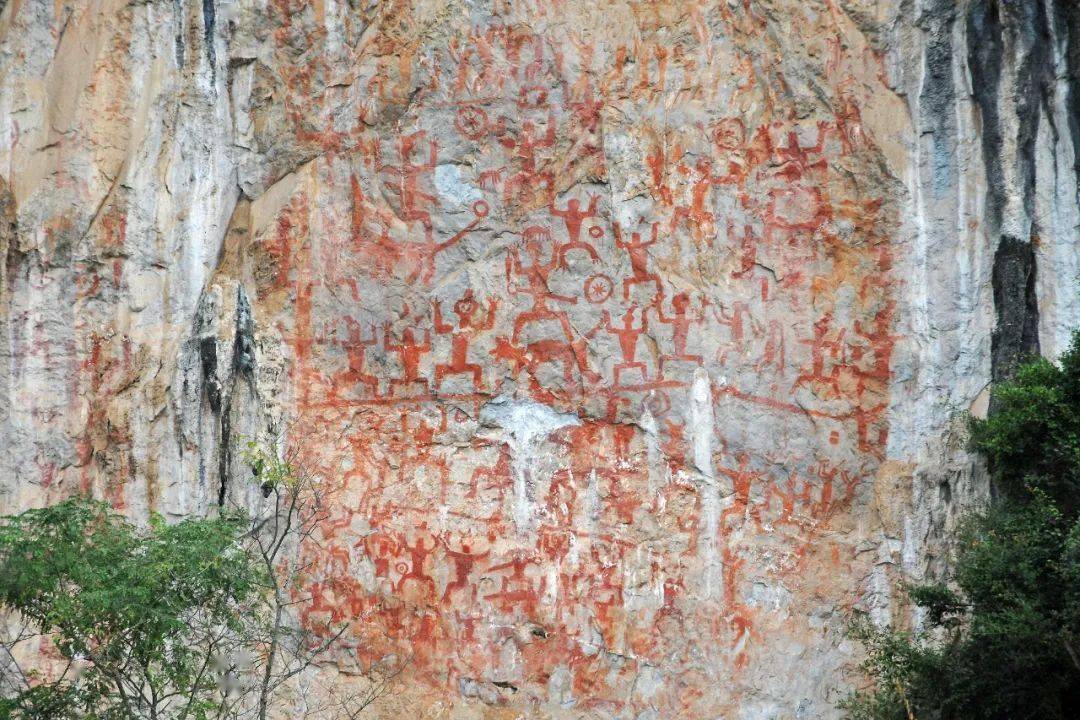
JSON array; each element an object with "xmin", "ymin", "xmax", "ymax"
[{"xmin": 1, "ymin": 0, "xmax": 1078, "ymax": 717}]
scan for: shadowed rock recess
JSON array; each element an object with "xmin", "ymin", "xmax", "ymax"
[{"xmin": 2, "ymin": 1, "xmax": 1079, "ymax": 717}]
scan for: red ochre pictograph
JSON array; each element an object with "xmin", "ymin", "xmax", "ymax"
[{"xmin": 15, "ymin": 6, "xmax": 901, "ymax": 716}]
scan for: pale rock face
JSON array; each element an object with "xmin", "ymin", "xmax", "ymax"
[{"xmin": 2, "ymin": 1, "xmax": 1079, "ymax": 717}]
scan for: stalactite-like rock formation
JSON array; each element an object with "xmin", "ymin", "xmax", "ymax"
[{"xmin": 2, "ymin": 1, "xmax": 1079, "ymax": 717}]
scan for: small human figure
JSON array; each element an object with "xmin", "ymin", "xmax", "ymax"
[
  {"xmin": 614, "ymin": 221, "xmax": 663, "ymax": 301},
  {"xmin": 792, "ymin": 313, "xmax": 845, "ymax": 396},
  {"xmin": 655, "ymin": 292, "xmax": 706, "ymax": 374},
  {"xmin": 483, "ymin": 553, "xmax": 538, "ymax": 610},
  {"xmin": 441, "ymin": 538, "xmax": 491, "ymax": 603},
  {"xmin": 395, "ymin": 531, "xmax": 438, "ymax": 600},
  {"xmin": 671, "ymin": 157, "xmax": 720, "ymax": 247},
  {"xmin": 467, "ymin": 445, "xmax": 512, "ymax": 502},
  {"xmin": 506, "ymin": 239, "xmax": 577, "ymax": 344},
  {"xmin": 850, "ymin": 301, "xmax": 896, "ymax": 395},
  {"xmin": 730, "ymin": 223, "xmax": 760, "ymax": 279},
  {"xmin": 331, "ymin": 317, "xmax": 380, "ymax": 398},
  {"xmin": 384, "ymin": 323, "xmax": 433, "ymax": 395},
  {"xmin": 499, "ymin": 113, "xmax": 556, "ymax": 205},
  {"xmin": 756, "ymin": 319, "xmax": 786, "ymax": 374},
  {"xmin": 433, "ymin": 289, "xmax": 498, "ymax": 391},
  {"xmin": 380, "ymin": 130, "xmax": 439, "ymax": 230},
  {"xmin": 712, "ymin": 301, "xmax": 758, "ymax": 365},
  {"xmin": 550, "ymin": 195, "xmax": 601, "ymax": 268},
  {"xmin": 599, "ymin": 304, "xmax": 651, "ymax": 386}
]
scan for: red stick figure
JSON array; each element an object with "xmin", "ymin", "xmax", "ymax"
[
  {"xmin": 506, "ymin": 239, "xmax": 577, "ymax": 344},
  {"xmin": 499, "ymin": 114, "xmax": 556, "ymax": 206},
  {"xmin": 712, "ymin": 301, "xmax": 757, "ymax": 364},
  {"xmin": 380, "ymin": 130, "xmax": 439, "ymax": 230},
  {"xmin": 467, "ymin": 444, "xmax": 512, "ymax": 502},
  {"xmin": 614, "ymin": 221, "xmax": 663, "ymax": 301},
  {"xmin": 483, "ymin": 553, "xmax": 538, "ymax": 611},
  {"xmin": 720, "ymin": 453, "xmax": 763, "ymax": 529},
  {"xmin": 433, "ymin": 290, "xmax": 498, "ymax": 391},
  {"xmin": 756, "ymin": 319, "xmax": 786, "ymax": 374},
  {"xmin": 730, "ymin": 223, "xmax": 760, "ymax": 279},
  {"xmin": 671, "ymin": 158, "xmax": 720, "ymax": 248},
  {"xmin": 769, "ymin": 124, "xmax": 829, "ymax": 183},
  {"xmin": 395, "ymin": 531, "xmax": 438, "ymax": 600},
  {"xmin": 384, "ymin": 323, "xmax": 433, "ymax": 395},
  {"xmin": 441, "ymin": 539, "xmax": 491, "ymax": 603},
  {"xmin": 655, "ymin": 292, "xmax": 705, "ymax": 374},
  {"xmin": 331, "ymin": 317, "xmax": 380, "ymax": 398},
  {"xmin": 599, "ymin": 304, "xmax": 651, "ymax": 386},
  {"xmin": 449, "ymin": 28, "xmax": 499, "ymax": 97},
  {"xmin": 793, "ymin": 314, "xmax": 846, "ymax": 396},
  {"xmin": 851, "ymin": 300, "xmax": 897, "ymax": 395},
  {"xmin": 550, "ymin": 195, "xmax": 601, "ymax": 268}
]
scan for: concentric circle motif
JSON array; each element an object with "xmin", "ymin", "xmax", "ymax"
[
  {"xmin": 454, "ymin": 105, "xmax": 488, "ymax": 140},
  {"xmin": 584, "ymin": 274, "xmax": 614, "ymax": 304}
]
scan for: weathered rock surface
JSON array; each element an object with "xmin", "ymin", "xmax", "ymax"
[{"xmin": 2, "ymin": 0, "xmax": 1079, "ymax": 717}]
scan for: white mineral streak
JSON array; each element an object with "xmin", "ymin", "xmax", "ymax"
[
  {"xmin": 639, "ymin": 402, "xmax": 663, "ymax": 496},
  {"xmin": 690, "ymin": 368, "xmax": 722, "ymax": 599},
  {"xmin": 479, "ymin": 396, "xmax": 580, "ymax": 534}
]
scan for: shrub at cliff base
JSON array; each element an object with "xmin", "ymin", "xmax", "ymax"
[
  {"xmin": 843, "ymin": 333, "xmax": 1080, "ymax": 719},
  {"xmin": 0, "ymin": 447, "xmax": 395, "ymax": 720},
  {"xmin": 0, "ymin": 501, "xmax": 259, "ymax": 719}
]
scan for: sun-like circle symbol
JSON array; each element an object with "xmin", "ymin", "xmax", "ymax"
[
  {"xmin": 455, "ymin": 105, "xmax": 488, "ymax": 140},
  {"xmin": 584, "ymin": 274, "xmax": 614, "ymax": 304}
]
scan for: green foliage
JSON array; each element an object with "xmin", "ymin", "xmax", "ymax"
[
  {"xmin": 0, "ymin": 446, "xmax": 388, "ymax": 720},
  {"xmin": 840, "ymin": 616, "xmax": 953, "ymax": 720},
  {"xmin": 842, "ymin": 335, "xmax": 1080, "ymax": 719},
  {"xmin": 0, "ymin": 499, "xmax": 262, "ymax": 719},
  {"xmin": 969, "ymin": 335, "xmax": 1080, "ymax": 516},
  {"xmin": 244, "ymin": 442, "xmax": 297, "ymax": 492}
]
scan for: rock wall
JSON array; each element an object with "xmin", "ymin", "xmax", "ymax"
[{"xmin": 2, "ymin": 0, "xmax": 1079, "ymax": 717}]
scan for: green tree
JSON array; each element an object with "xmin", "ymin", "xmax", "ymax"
[
  {"xmin": 0, "ymin": 445, "xmax": 398, "ymax": 720},
  {"xmin": 842, "ymin": 335, "xmax": 1080, "ymax": 719},
  {"xmin": 0, "ymin": 499, "xmax": 259, "ymax": 719}
]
